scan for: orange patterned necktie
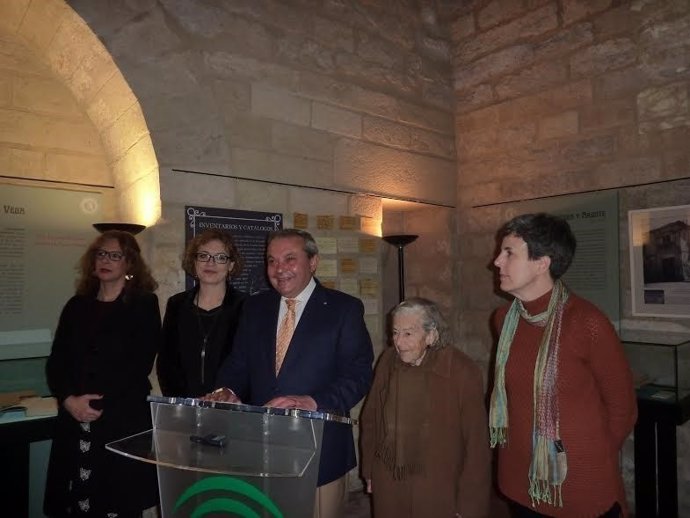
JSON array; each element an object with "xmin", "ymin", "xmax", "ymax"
[{"xmin": 275, "ymin": 298, "xmax": 297, "ymax": 374}]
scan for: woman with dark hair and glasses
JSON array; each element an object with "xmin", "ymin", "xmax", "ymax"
[
  {"xmin": 157, "ymin": 229, "xmax": 246, "ymax": 398},
  {"xmin": 44, "ymin": 230, "xmax": 160, "ymax": 518}
]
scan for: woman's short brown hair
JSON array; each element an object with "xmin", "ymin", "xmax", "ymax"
[{"xmin": 181, "ymin": 229, "xmax": 244, "ymax": 279}]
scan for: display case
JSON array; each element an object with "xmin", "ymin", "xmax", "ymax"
[
  {"xmin": 621, "ymin": 330, "xmax": 690, "ymax": 406},
  {"xmin": 622, "ymin": 331, "xmax": 690, "ymax": 518},
  {"xmin": 0, "ymin": 356, "xmax": 50, "ymax": 396}
]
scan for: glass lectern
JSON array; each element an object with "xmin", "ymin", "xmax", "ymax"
[{"xmin": 106, "ymin": 396, "xmax": 352, "ymax": 518}]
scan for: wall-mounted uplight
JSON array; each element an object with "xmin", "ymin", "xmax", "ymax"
[{"xmin": 93, "ymin": 223, "xmax": 146, "ymax": 235}]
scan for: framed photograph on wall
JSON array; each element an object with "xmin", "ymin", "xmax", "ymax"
[{"xmin": 629, "ymin": 204, "xmax": 690, "ymax": 318}]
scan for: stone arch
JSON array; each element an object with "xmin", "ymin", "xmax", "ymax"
[{"xmin": 0, "ymin": 0, "xmax": 160, "ymax": 226}]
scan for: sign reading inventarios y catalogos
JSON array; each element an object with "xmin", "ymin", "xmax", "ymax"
[{"xmin": 185, "ymin": 206, "xmax": 282, "ymax": 295}]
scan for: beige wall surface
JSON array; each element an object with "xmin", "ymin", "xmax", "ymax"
[
  {"xmin": 0, "ymin": 0, "xmax": 159, "ymax": 224},
  {"xmin": 0, "ymin": 30, "xmax": 111, "ymax": 193},
  {"xmin": 65, "ymin": 0, "xmax": 457, "ymax": 201}
]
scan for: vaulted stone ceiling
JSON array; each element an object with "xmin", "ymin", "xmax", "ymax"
[{"xmin": 0, "ymin": 0, "xmax": 160, "ymax": 225}]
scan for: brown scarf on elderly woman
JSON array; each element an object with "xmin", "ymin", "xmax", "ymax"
[{"xmin": 374, "ymin": 348, "xmax": 435, "ymax": 480}]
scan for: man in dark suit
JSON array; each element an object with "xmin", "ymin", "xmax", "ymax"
[{"xmin": 211, "ymin": 228, "xmax": 374, "ymax": 518}]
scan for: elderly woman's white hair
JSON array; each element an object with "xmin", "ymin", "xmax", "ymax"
[{"xmin": 390, "ymin": 297, "xmax": 451, "ymax": 350}]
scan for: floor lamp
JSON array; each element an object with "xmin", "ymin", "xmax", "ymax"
[{"xmin": 382, "ymin": 234, "xmax": 418, "ymax": 303}]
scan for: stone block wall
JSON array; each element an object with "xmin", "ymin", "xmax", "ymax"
[
  {"xmin": 69, "ymin": 0, "xmax": 458, "ymax": 207},
  {"xmin": 0, "ymin": 31, "xmax": 111, "ymax": 191},
  {"xmin": 447, "ymin": 0, "xmax": 690, "ymax": 513}
]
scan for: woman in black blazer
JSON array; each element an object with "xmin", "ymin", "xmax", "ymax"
[{"xmin": 157, "ymin": 229, "xmax": 246, "ymax": 397}]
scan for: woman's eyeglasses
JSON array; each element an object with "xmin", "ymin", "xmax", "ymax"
[
  {"xmin": 195, "ymin": 252, "xmax": 231, "ymax": 264},
  {"xmin": 95, "ymin": 250, "xmax": 125, "ymax": 261}
]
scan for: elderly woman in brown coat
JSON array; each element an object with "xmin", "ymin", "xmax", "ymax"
[{"xmin": 360, "ymin": 297, "xmax": 491, "ymax": 518}]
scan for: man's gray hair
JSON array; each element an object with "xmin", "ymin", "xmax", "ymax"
[{"xmin": 267, "ymin": 229, "xmax": 319, "ymax": 258}]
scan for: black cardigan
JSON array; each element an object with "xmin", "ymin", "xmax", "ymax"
[
  {"xmin": 157, "ymin": 285, "xmax": 246, "ymax": 397},
  {"xmin": 44, "ymin": 291, "xmax": 161, "ymax": 516}
]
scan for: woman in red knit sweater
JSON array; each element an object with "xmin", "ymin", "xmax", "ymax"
[{"xmin": 490, "ymin": 213, "xmax": 637, "ymax": 518}]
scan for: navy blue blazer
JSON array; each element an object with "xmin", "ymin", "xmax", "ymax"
[{"xmin": 216, "ymin": 281, "xmax": 374, "ymax": 485}]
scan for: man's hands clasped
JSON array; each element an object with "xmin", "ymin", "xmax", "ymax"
[{"xmin": 203, "ymin": 388, "xmax": 316, "ymax": 411}]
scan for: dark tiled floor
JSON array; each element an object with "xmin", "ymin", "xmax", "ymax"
[
  {"xmin": 344, "ymin": 488, "xmax": 511, "ymax": 518},
  {"xmin": 344, "ymin": 490, "xmax": 371, "ymax": 518}
]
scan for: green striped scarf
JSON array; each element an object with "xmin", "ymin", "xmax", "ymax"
[{"xmin": 489, "ymin": 280, "xmax": 570, "ymax": 508}]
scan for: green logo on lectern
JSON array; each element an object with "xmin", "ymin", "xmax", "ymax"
[{"xmin": 174, "ymin": 476, "xmax": 284, "ymax": 518}]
